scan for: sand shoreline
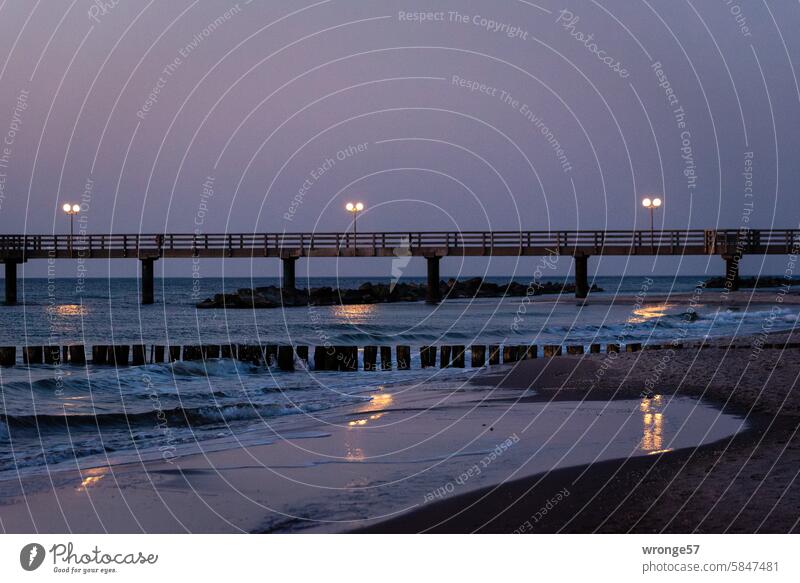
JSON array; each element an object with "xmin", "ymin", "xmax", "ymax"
[{"xmin": 360, "ymin": 329, "xmax": 800, "ymax": 533}]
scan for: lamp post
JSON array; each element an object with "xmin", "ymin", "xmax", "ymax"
[
  {"xmin": 62, "ymin": 203, "xmax": 80, "ymax": 253},
  {"xmin": 641, "ymin": 196, "xmax": 662, "ymax": 248},
  {"xmin": 345, "ymin": 201, "xmax": 364, "ymax": 238}
]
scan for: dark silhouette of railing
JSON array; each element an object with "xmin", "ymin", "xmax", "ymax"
[{"xmin": 1, "ymin": 229, "xmax": 797, "ymax": 259}]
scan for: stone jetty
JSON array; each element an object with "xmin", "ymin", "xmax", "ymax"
[{"xmin": 195, "ymin": 277, "xmax": 602, "ymax": 309}]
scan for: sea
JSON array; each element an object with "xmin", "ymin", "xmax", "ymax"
[{"xmin": 0, "ymin": 275, "xmax": 797, "ymax": 481}]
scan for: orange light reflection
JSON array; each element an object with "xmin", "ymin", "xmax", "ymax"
[
  {"xmin": 628, "ymin": 303, "xmax": 672, "ymax": 324},
  {"xmin": 640, "ymin": 396, "xmax": 671, "ymax": 453},
  {"xmin": 48, "ymin": 304, "xmax": 88, "ymax": 317},
  {"xmin": 76, "ymin": 467, "xmax": 108, "ymax": 492}
]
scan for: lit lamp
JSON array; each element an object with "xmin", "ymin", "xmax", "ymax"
[
  {"xmin": 345, "ymin": 201, "xmax": 364, "ymax": 236},
  {"xmin": 62, "ymin": 203, "xmax": 80, "ymax": 240},
  {"xmin": 641, "ymin": 196, "xmax": 662, "ymax": 245}
]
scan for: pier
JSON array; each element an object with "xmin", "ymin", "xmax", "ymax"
[{"xmin": 1, "ymin": 228, "xmax": 797, "ymax": 305}]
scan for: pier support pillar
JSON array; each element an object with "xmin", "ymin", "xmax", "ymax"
[
  {"xmin": 723, "ymin": 255, "xmax": 740, "ymax": 292},
  {"xmin": 282, "ymin": 257, "xmax": 297, "ymax": 293},
  {"xmin": 4, "ymin": 260, "xmax": 19, "ymax": 306},
  {"xmin": 140, "ymin": 258, "xmax": 156, "ymax": 305},
  {"xmin": 574, "ymin": 254, "xmax": 590, "ymax": 299},
  {"xmin": 426, "ymin": 256, "xmax": 441, "ymax": 304}
]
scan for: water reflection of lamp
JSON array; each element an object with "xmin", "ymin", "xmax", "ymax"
[
  {"xmin": 640, "ymin": 397, "xmax": 666, "ymax": 452},
  {"xmin": 345, "ymin": 444, "xmax": 365, "ymax": 462},
  {"xmin": 628, "ymin": 303, "xmax": 672, "ymax": 324},
  {"xmin": 355, "ymin": 391, "xmax": 393, "ymax": 414},
  {"xmin": 76, "ymin": 466, "xmax": 108, "ymax": 492}
]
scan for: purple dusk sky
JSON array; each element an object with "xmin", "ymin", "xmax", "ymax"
[{"xmin": 0, "ymin": 0, "xmax": 798, "ymax": 279}]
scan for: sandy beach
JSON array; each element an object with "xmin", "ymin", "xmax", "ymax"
[{"xmin": 363, "ymin": 327, "xmax": 800, "ymax": 533}]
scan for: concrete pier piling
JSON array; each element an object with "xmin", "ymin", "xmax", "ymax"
[
  {"xmin": 396, "ymin": 345, "xmax": 410, "ymax": 370},
  {"xmin": 0, "ymin": 346, "xmax": 16, "ymax": 366},
  {"xmin": 471, "ymin": 345, "xmax": 486, "ymax": 367},
  {"xmin": 380, "ymin": 346, "xmax": 392, "ymax": 370},
  {"xmin": 440, "ymin": 345, "xmax": 452, "ymax": 368},
  {"xmin": 68, "ymin": 345, "xmax": 86, "ymax": 365},
  {"xmin": 363, "ymin": 346, "xmax": 378, "ymax": 371},
  {"xmin": 543, "ymin": 345, "xmax": 562, "ymax": 358},
  {"xmin": 724, "ymin": 255, "xmax": 740, "ymax": 291},
  {"xmin": 567, "ymin": 345, "xmax": 584, "ymax": 355},
  {"xmin": 277, "ymin": 345, "xmax": 294, "ymax": 371},
  {"xmin": 282, "ymin": 257, "xmax": 297, "ymax": 293},
  {"xmin": 4, "ymin": 260, "xmax": 20, "ymax": 306},
  {"xmin": 140, "ymin": 258, "xmax": 156, "ymax": 305},
  {"xmin": 426, "ymin": 256, "xmax": 442, "ymax": 303},
  {"xmin": 451, "ymin": 345, "xmax": 466, "ymax": 368},
  {"xmin": 132, "ymin": 344, "xmax": 146, "ymax": 365},
  {"xmin": 489, "ymin": 345, "xmax": 500, "ymax": 365},
  {"xmin": 574, "ymin": 254, "xmax": 590, "ymax": 299}
]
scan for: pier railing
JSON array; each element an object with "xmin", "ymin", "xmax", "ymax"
[{"xmin": 1, "ymin": 229, "xmax": 798, "ymax": 259}]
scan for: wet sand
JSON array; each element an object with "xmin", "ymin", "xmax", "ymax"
[
  {"xmin": 361, "ymin": 329, "xmax": 800, "ymax": 533},
  {"xmin": 0, "ymin": 380, "xmax": 742, "ymax": 533}
]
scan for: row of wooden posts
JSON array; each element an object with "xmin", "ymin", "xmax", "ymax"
[{"xmin": 0, "ymin": 340, "xmax": 762, "ymax": 370}]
